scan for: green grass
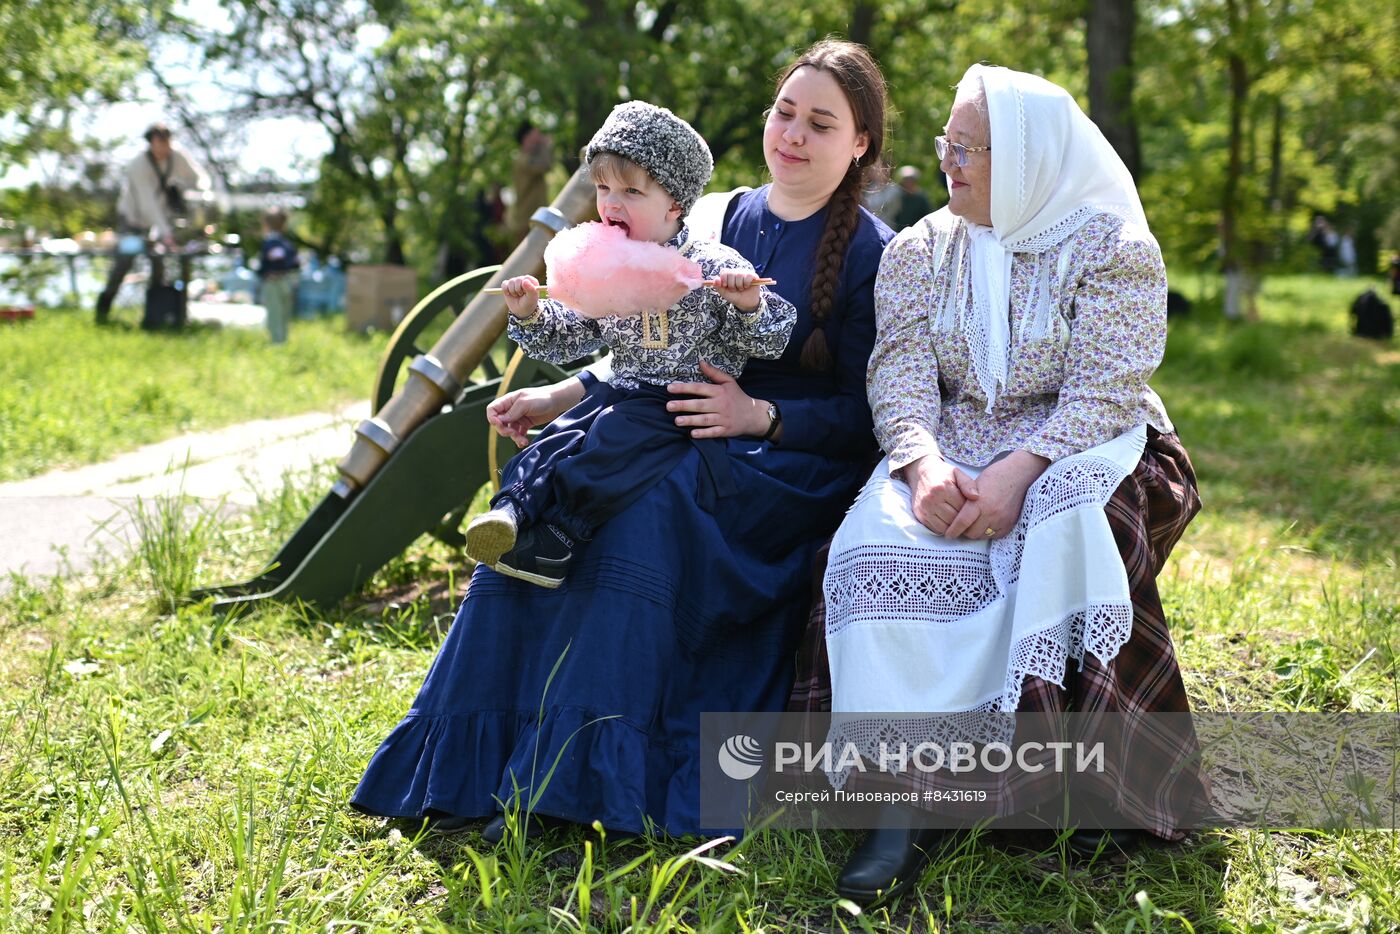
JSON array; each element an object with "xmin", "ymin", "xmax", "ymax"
[
  {"xmin": 0, "ymin": 309, "xmax": 389, "ymax": 482},
  {"xmin": 1, "ymin": 275, "xmax": 1397, "ymax": 930},
  {"xmin": 1157, "ymin": 274, "xmax": 1400, "ymax": 564}
]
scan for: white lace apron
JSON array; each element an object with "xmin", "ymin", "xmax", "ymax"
[{"xmin": 823, "ymin": 425, "xmax": 1147, "ymax": 789}]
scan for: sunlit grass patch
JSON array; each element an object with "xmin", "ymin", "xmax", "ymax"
[
  {"xmin": 1160, "ymin": 274, "xmax": 1399, "ymax": 562},
  {"xmin": 0, "ymin": 309, "xmax": 387, "ymax": 482}
]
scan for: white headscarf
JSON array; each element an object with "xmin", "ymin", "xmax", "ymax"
[{"xmin": 952, "ymin": 64, "xmax": 1149, "ymax": 411}]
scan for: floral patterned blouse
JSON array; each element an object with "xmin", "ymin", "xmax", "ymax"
[
  {"xmin": 509, "ymin": 225, "xmax": 795, "ymax": 391},
  {"xmin": 869, "ymin": 209, "xmax": 1173, "ymax": 470}
]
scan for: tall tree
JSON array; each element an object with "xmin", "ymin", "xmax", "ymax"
[
  {"xmin": 1218, "ymin": 0, "xmax": 1252, "ymax": 317},
  {"xmin": 1086, "ymin": 0, "xmax": 1141, "ymax": 178}
]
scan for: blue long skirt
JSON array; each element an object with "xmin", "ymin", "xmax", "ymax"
[{"xmin": 350, "ymin": 435, "xmax": 865, "ymax": 835}]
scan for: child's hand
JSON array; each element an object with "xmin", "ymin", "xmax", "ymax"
[
  {"xmin": 712, "ymin": 269, "xmax": 762, "ymax": 312},
  {"xmin": 488, "ymin": 385, "xmax": 565, "ymax": 447},
  {"xmin": 501, "ymin": 275, "xmax": 541, "ymax": 318}
]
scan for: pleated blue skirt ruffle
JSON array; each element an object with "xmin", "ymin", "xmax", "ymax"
[{"xmin": 351, "ymin": 438, "xmax": 865, "ymax": 836}]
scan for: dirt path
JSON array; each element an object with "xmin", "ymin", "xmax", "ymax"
[{"xmin": 0, "ymin": 402, "xmax": 369, "ymax": 587}]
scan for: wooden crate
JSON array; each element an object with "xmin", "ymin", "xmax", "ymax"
[{"xmin": 345, "ymin": 265, "xmax": 418, "ymax": 333}]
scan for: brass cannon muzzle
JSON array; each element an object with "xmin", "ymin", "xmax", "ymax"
[{"xmin": 332, "ymin": 166, "xmax": 597, "ymax": 498}]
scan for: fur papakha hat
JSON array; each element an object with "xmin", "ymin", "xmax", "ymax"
[{"xmin": 584, "ymin": 101, "xmax": 714, "ymax": 215}]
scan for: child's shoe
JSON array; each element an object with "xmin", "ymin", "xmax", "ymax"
[
  {"xmin": 495, "ymin": 524, "xmax": 574, "ymax": 589},
  {"xmin": 465, "ymin": 501, "xmax": 521, "ymax": 566}
]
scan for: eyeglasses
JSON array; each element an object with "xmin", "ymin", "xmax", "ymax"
[{"xmin": 935, "ymin": 135, "xmax": 991, "ymax": 168}]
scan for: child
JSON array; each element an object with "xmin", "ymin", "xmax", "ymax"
[
  {"xmin": 467, "ymin": 100, "xmax": 796, "ymax": 588},
  {"xmin": 257, "ymin": 206, "xmax": 300, "ymax": 344}
]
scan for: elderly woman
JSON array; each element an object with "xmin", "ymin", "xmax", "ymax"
[{"xmin": 791, "ymin": 64, "xmax": 1210, "ymax": 902}]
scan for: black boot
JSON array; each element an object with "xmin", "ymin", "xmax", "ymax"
[
  {"xmin": 836, "ymin": 807, "xmax": 943, "ymax": 904},
  {"xmin": 1066, "ymin": 827, "xmax": 1143, "ymax": 859},
  {"xmin": 1064, "ymin": 797, "xmax": 1144, "ymax": 858},
  {"xmin": 424, "ymin": 812, "xmax": 480, "ymax": 836},
  {"xmin": 480, "ymin": 810, "xmax": 569, "ymax": 845}
]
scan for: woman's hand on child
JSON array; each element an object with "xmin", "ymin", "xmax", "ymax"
[
  {"xmin": 501, "ymin": 275, "xmax": 541, "ymax": 318},
  {"xmin": 667, "ymin": 360, "xmax": 769, "ymax": 439},
  {"xmin": 712, "ymin": 269, "xmax": 762, "ymax": 312}
]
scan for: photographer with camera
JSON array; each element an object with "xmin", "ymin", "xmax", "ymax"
[{"xmin": 94, "ymin": 122, "xmax": 211, "ymax": 325}]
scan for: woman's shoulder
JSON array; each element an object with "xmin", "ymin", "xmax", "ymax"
[
  {"xmin": 848, "ymin": 204, "xmax": 897, "ymax": 269},
  {"xmin": 1071, "ymin": 212, "xmax": 1157, "ymax": 249},
  {"xmin": 727, "ymin": 184, "xmax": 769, "ymax": 222},
  {"xmin": 1070, "ymin": 212, "xmax": 1164, "ymax": 274},
  {"xmin": 881, "ymin": 207, "xmax": 960, "ymax": 258},
  {"xmin": 919, "ymin": 207, "xmax": 962, "ymax": 235},
  {"xmin": 690, "ymin": 188, "xmax": 753, "ymax": 242},
  {"xmin": 855, "ymin": 205, "xmax": 896, "ymax": 247}
]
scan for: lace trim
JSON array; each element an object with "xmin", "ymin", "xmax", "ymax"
[
  {"xmin": 1003, "ymin": 200, "xmax": 1141, "ymax": 254},
  {"xmin": 971, "ymin": 235, "xmax": 1010, "ymax": 410},
  {"xmin": 825, "ymin": 601, "xmax": 1133, "ymax": 789},
  {"xmin": 825, "ymin": 544, "xmax": 999, "ymax": 633},
  {"xmin": 934, "ymin": 226, "xmax": 965, "ymax": 333},
  {"xmin": 1014, "ymin": 84, "xmax": 1027, "ymax": 215},
  {"xmin": 827, "ymin": 706, "xmax": 1011, "ymax": 790},
  {"xmin": 988, "ymin": 453, "xmax": 1129, "ymax": 592}
]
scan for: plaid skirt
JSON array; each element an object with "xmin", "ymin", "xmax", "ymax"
[{"xmin": 788, "ymin": 428, "xmax": 1209, "ymax": 840}]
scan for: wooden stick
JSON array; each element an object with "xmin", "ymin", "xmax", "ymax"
[{"xmin": 482, "ymin": 277, "xmax": 776, "ymax": 296}]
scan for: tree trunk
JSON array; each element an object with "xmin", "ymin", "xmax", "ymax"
[
  {"xmin": 1220, "ymin": 0, "xmax": 1251, "ymax": 319},
  {"xmin": 1250, "ymin": 94, "xmax": 1285, "ymax": 271},
  {"xmin": 381, "ymin": 199, "xmax": 405, "ymax": 265},
  {"xmin": 1086, "ymin": 0, "xmax": 1141, "ymax": 178},
  {"xmin": 849, "ymin": 0, "xmax": 877, "ymax": 47},
  {"xmin": 567, "ymin": 0, "xmax": 618, "ymax": 172},
  {"xmin": 1266, "ymin": 96, "xmax": 1284, "ymax": 211}
]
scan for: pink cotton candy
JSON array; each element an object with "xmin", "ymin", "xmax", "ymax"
[{"xmin": 543, "ymin": 221, "xmax": 704, "ymax": 318}]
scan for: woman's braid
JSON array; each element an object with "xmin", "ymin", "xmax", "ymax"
[{"xmin": 800, "ymin": 159, "xmax": 866, "ymax": 372}]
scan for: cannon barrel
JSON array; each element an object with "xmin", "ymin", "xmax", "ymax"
[{"xmin": 332, "ymin": 166, "xmax": 596, "ymax": 497}]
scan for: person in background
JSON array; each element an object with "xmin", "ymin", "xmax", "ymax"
[
  {"xmin": 1307, "ymin": 214, "xmax": 1340, "ymax": 274},
  {"xmin": 507, "ymin": 121, "xmax": 556, "ymax": 242},
  {"xmin": 94, "ymin": 123, "xmax": 211, "ymax": 324},
  {"xmin": 863, "ymin": 163, "xmax": 903, "ymax": 229},
  {"xmin": 1336, "ymin": 228, "xmax": 1358, "ymax": 276},
  {"xmin": 257, "ymin": 206, "xmax": 300, "ymax": 345},
  {"xmin": 891, "ymin": 164, "xmax": 933, "ymax": 231}
]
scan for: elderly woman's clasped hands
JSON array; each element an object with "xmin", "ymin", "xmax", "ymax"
[{"xmin": 902, "ymin": 449, "xmax": 1048, "ymax": 539}]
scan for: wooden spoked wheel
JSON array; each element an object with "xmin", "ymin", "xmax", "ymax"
[
  {"xmin": 488, "ymin": 348, "xmax": 609, "ymax": 491},
  {"xmin": 371, "ymin": 265, "xmax": 507, "ymax": 413},
  {"xmin": 369, "ymin": 267, "xmax": 601, "ymax": 543}
]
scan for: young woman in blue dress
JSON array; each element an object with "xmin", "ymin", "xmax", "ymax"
[{"xmin": 351, "ymin": 39, "xmax": 895, "ymax": 841}]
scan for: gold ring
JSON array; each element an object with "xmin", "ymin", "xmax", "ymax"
[{"xmin": 984, "ymin": 527, "xmax": 996, "ymax": 537}]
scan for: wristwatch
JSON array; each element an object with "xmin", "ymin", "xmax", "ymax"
[{"xmin": 762, "ymin": 401, "xmax": 782, "ymax": 442}]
